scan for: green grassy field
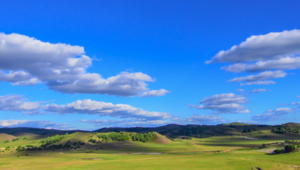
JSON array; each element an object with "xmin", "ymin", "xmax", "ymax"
[{"xmin": 1, "ymin": 129, "xmax": 300, "ymax": 169}]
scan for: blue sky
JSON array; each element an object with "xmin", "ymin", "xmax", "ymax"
[{"xmin": 0, "ymin": 0, "xmax": 300, "ymax": 130}]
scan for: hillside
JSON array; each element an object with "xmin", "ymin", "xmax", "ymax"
[
  {"xmin": 153, "ymin": 132, "xmax": 170, "ymax": 144},
  {"xmin": 0, "ymin": 133, "xmax": 16, "ymax": 142},
  {"xmin": 1, "ymin": 122, "xmax": 300, "ymax": 140}
]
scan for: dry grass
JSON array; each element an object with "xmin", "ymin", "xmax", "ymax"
[
  {"xmin": 153, "ymin": 133, "xmax": 171, "ymax": 144},
  {"xmin": 0, "ymin": 133, "xmax": 16, "ymax": 142}
]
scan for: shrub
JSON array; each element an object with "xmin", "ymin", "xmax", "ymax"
[
  {"xmin": 16, "ymin": 146, "xmax": 25, "ymax": 152},
  {"xmin": 88, "ymin": 139, "xmax": 97, "ymax": 143},
  {"xmin": 274, "ymin": 149, "xmax": 282, "ymax": 154},
  {"xmin": 12, "ymin": 138, "xmax": 20, "ymax": 142}
]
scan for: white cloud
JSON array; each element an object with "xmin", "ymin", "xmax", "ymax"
[
  {"xmin": 297, "ymin": 95, "xmax": 300, "ymax": 98},
  {"xmin": 236, "ymin": 89, "xmax": 245, "ymax": 92},
  {"xmin": 0, "ymin": 94, "xmax": 171, "ymax": 119},
  {"xmin": 0, "ymin": 120, "xmax": 70, "ymax": 129},
  {"xmin": 207, "ymin": 30, "xmax": 300, "ymax": 87},
  {"xmin": 207, "ymin": 29, "xmax": 300, "ymax": 63},
  {"xmin": 0, "ymin": 71, "xmax": 33, "ymax": 84},
  {"xmin": 240, "ymin": 80, "xmax": 276, "ymax": 86},
  {"xmin": 188, "ymin": 93, "xmax": 249, "ymax": 115},
  {"xmin": 44, "ymin": 99, "xmax": 170, "ymax": 120},
  {"xmin": 228, "ymin": 70, "xmax": 287, "ymax": 83},
  {"xmin": 12, "ymin": 78, "xmax": 42, "ymax": 86},
  {"xmin": 142, "ymin": 89, "xmax": 169, "ymax": 97},
  {"xmin": 252, "ymin": 108, "xmax": 295, "ymax": 121},
  {"xmin": 49, "ymin": 71, "xmax": 155, "ymax": 97},
  {"xmin": 0, "ymin": 95, "xmax": 41, "ymax": 114},
  {"xmin": 0, "ymin": 33, "xmax": 165, "ymax": 97},
  {"xmin": 250, "ymin": 89, "xmax": 267, "ymax": 93},
  {"xmin": 223, "ymin": 56, "xmax": 300, "ymax": 73}
]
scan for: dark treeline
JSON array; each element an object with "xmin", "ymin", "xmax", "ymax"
[
  {"xmin": 171, "ymin": 126, "xmax": 229, "ymax": 138},
  {"xmin": 23, "ymin": 141, "xmax": 85, "ymax": 152},
  {"xmin": 243, "ymin": 128, "xmax": 256, "ymax": 133},
  {"xmin": 272, "ymin": 126, "xmax": 299, "ymax": 134},
  {"xmin": 89, "ymin": 131, "xmax": 156, "ymax": 143}
]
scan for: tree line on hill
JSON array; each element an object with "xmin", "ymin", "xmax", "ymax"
[
  {"xmin": 40, "ymin": 133, "xmax": 68, "ymax": 145},
  {"xmin": 272, "ymin": 126, "xmax": 299, "ymax": 134},
  {"xmin": 13, "ymin": 141, "xmax": 86, "ymax": 152},
  {"xmin": 88, "ymin": 131, "xmax": 156, "ymax": 143}
]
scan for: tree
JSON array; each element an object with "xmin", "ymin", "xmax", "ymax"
[{"xmin": 285, "ymin": 144, "xmax": 298, "ymax": 153}]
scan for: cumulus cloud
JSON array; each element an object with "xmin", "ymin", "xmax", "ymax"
[
  {"xmin": 44, "ymin": 99, "xmax": 170, "ymax": 120},
  {"xmin": 222, "ymin": 56, "xmax": 300, "ymax": 73},
  {"xmin": 250, "ymin": 89, "xmax": 267, "ymax": 93},
  {"xmin": 0, "ymin": 120, "xmax": 71, "ymax": 129},
  {"xmin": 0, "ymin": 33, "xmax": 165, "ymax": 97},
  {"xmin": 240, "ymin": 80, "xmax": 276, "ymax": 86},
  {"xmin": 12, "ymin": 78, "xmax": 42, "ymax": 86},
  {"xmin": 142, "ymin": 89, "xmax": 169, "ymax": 97},
  {"xmin": 0, "ymin": 94, "xmax": 170, "ymax": 119},
  {"xmin": 0, "ymin": 95, "xmax": 41, "ymax": 114},
  {"xmin": 188, "ymin": 93, "xmax": 249, "ymax": 115},
  {"xmin": 207, "ymin": 29, "xmax": 300, "ymax": 63},
  {"xmin": 0, "ymin": 71, "xmax": 32, "ymax": 83},
  {"xmin": 207, "ymin": 30, "xmax": 300, "ymax": 87},
  {"xmin": 228, "ymin": 70, "xmax": 287, "ymax": 83},
  {"xmin": 252, "ymin": 108, "xmax": 295, "ymax": 121}
]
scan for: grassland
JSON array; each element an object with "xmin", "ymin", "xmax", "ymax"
[{"xmin": 1, "ymin": 126, "xmax": 300, "ymax": 170}]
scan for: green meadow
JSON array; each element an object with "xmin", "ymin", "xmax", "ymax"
[{"xmin": 1, "ymin": 127, "xmax": 300, "ymax": 170}]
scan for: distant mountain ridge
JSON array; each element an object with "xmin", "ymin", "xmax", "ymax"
[{"xmin": 1, "ymin": 122, "xmax": 299, "ymax": 138}]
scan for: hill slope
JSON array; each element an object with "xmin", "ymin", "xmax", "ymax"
[
  {"xmin": 153, "ymin": 133, "xmax": 171, "ymax": 144},
  {"xmin": 0, "ymin": 133, "xmax": 16, "ymax": 142}
]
